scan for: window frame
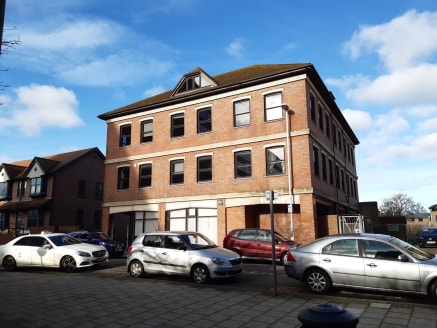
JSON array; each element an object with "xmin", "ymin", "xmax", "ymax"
[
  {"xmin": 264, "ymin": 92, "xmax": 283, "ymax": 121},
  {"xmin": 233, "ymin": 99, "xmax": 250, "ymax": 127},
  {"xmin": 119, "ymin": 124, "xmax": 131, "ymax": 147},
  {"xmin": 117, "ymin": 166, "xmax": 130, "ymax": 190},
  {"xmin": 171, "ymin": 113, "xmax": 185, "ymax": 138},
  {"xmin": 197, "ymin": 107, "xmax": 212, "ymax": 134},
  {"xmin": 266, "ymin": 146, "xmax": 285, "ymax": 176},
  {"xmin": 234, "ymin": 150, "xmax": 252, "ymax": 179},
  {"xmin": 139, "ymin": 163, "xmax": 152, "ymax": 188},
  {"xmin": 170, "ymin": 159, "xmax": 184, "ymax": 185},
  {"xmin": 197, "ymin": 155, "xmax": 212, "ymax": 182},
  {"xmin": 140, "ymin": 119, "xmax": 153, "ymax": 143},
  {"xmin": 313, "ymin": 146, "xmax": 320, "ymax": 177}
]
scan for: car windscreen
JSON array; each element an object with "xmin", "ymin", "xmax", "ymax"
[
  {"xmin": 91, "ymin": 232, "xmax": 111, "ymax": 240},
  {"xmin": 48, "ymin": 235, "xmax": 82, "ymax": 246},
  {"xmin": 390, "ymin": 237, "xmax": 433, "ymax": 261},
  {"xmin": 180, "ymin": 233, "xmax": 216, "ymax": 250}
]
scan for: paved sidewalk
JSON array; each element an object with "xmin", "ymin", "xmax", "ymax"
[{"xmin": 0, "ymin": 270, "xmax": 436, "ymax": 328}]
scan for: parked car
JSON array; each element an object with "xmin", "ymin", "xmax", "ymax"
[
  {"xmin": 0, "ymin": 232, "xmax": 108, "ymax": 272},
  {"xmin": 284, "ymin": 233, "xmax": 437, "ymax": 300},
  {"xmin": 127, "ymin": 231, "xmax": 242, "ymax": 284},
  {"xmin": 68, "ymin": 231, "xmax": 125, "ymax": 257},
  {"xmin": 223, "ymin": 228, "xmax": 297, "ymax": 263},
  {"xmin": 418, "ymin": 227, "xmax": 437, "ymax": 248}
]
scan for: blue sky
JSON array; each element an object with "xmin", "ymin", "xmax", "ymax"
[{"xmin": 1, "ymin": 0, "xmax": 437, "ymax": 210}]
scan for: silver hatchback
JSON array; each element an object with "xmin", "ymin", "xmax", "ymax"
[
  {"xmin": 284, "ymin": 233, "xmax": 437, "ymax": 300},
  {"xmin": 127, "ymin": 231, "xmax": 243, "ymax": 284}
]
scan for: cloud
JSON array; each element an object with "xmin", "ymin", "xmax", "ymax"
[
  {"xmin": 342, "ymin": 109, "xmax": 372, "ymax": 133},
  {"xmin": 226, "ymin": 39, "xmax": 246, "ymax": 57},
  {"xmin": 343, "ymin": 10, "xmax": 437, "ymax": 71},
  {"xmin": 0, "ymin": 84, "xmax": 83, "ymax": 136},
  {"xmin": 143, "ymin": 86, "xmax": 166, "ymax": 98}
]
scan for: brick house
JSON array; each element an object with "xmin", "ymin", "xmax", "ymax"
[
  {"xmin": 0, "ymin": 147, "xmax": 105, "ymax": 241},
  {"xmin": 98, "ymin": 64, "xmax": 359, "ymax": 245}
]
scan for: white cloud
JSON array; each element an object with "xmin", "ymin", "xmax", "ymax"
[
  {"xmin": 143, "ymin": 86, "xmax": 166, "ymax": 98},
  {"xmin": 417, "ymin": 117, "xmax": 437, "ymax": 132},
  {"xmin": 343, "ymin": 10, "xmax": 437, "ymax": 71},
  {"xmin": 226, "ymin": 39, "xmax": 246, "ymax": 57},
  {"xmin": 0, "ymin": 84, "xmax": 83, "ymax": 136},
  {"xmin": 342, "ymin": 109, "xmax": 372, "ymax": 133}
]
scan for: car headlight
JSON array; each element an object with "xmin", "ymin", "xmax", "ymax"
[
  {"xmin": 76, "ymin": 251, "xmax": 91, "ymax": 257},
  {"xmin": 211, "ymin": 258, "xmax": 231, "ymax": 266}
]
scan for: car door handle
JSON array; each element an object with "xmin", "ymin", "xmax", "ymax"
[
  {"xmin": 367, "ymin": 263, "xmax": 377, "ymax": 267},
  {"xmin": 322, "ymin": 258, "xmax": 331, "ymax": 262},
  {"xmin": 161, "ymin": 252, "xmax": 167, "ymax": 255}
]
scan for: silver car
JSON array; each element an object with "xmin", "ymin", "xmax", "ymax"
[
  {"xmin": 284, "ymin": 233, "xmax": 437, "ymax": 300},
  {"xmin": 127, "ymin": 231, "xmax": 243, "ymax": 284}
]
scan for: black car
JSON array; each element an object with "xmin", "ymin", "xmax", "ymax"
[
  {"xmin": 418, "ymin": 227, "xmax": 437, "ymax": 248},
  {"xmin": 68, "ymin": 231, "xmax": 125, "ymax": 257}
]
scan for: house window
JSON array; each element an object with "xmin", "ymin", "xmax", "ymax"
[
  {"xmin": 78, "ymin": 180, "xmax": 86, "ymax": 198},
  {"xmin": 0, "ymin": 182, "xmax": 11, "ymax": 199},
  {"xmin": 264, "ymin": 92, "xmax": 283, "ymax": 121},
  {"xmin": 177, "ymin": 75, "xmax": 202, "ymax": 93},
  {"xmin": 321, "ymin": 153, "xmax": 327, "ymax": 181},
  {"xmin": 197, "ymin": 156, "xmax": 212, "ymax": 182},
  {"xmin": 310, "ymin": 94, "xmax": 316, "ymax": 122},
  {"xmin": 117, "ymin": 167, "xmax": 130, "ymax": 190},
  {"xmin": 325, "ymin": 113, "xmax": 330, "ymax": 139},
  {"xmin": 318, "ymin": 104, "xmax": 324, "ymax": 130},
  {"xmin": 328, "ymin": 159, "xmax": 334, "ymax": 185},
  {"xmin": 30, "ymin": 177, "xmax": 46, "ymax": 196},
  {"xmin": 235, "ymin": 150, "xmax": 252, "ymax": 178},
  {"xmin": 266, "ymin": 146, "xmax": 285, "ymax": 175},
  {"xmin": 332, "ymin": 124, "xmax": 337, "ymax": 146},
  {"xmin": 141, "ymin": 119, "xmax": 153, "ymax": 143},
  {"xmin": 76, "ymin": 209, "xmax": 84, "ymax": 229},
  {"xmin": 170, "ymin": 160, "xmax": 184, "ymax": 185},
  {"xmin": 0, "ymin": 212, "xmax": 9, "ymax": 231},
  {"xmin": 335, "ymin": 165, "xmax": 340, "ymax": 189},
  {"xmin": 95, "ymin": 183, "xmax": 103, "ymax": 200},
  {"xmin": 93, "ymin": 210, "xmax": 101, "ymax": 228},
  {"xmin": 313, "ymin": 146, "xmax": 320, "ymax": 176},
  {"xmin": 197, "ymin": 107, "xmax": 212, "ymax": 133},
  {"xmin": 341, "ymin": 169, "xmax": 345, "ymax": 192},
  {"xmin": 139, "ymin": 163, "xmax": 152, "ymax": 188},
  {"xmin": 171, "ymin": 113, "xmax": 184, "ymax": 138},
  {"xmin": 17, "ymin": 180, "xmax": 26, "ymax": 197},
  {"xmin": 119, "ymin": 124, "xmax": 131, "ymax": 147},
  {"xmin": 234, "ymin": 99, "xmax": 250, "ymax": 127},
  {"xmin": 27, "ymin": 209, "xmax": 42, "ymax": 227}
]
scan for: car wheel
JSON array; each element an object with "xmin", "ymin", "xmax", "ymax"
[
  {"xmin": 60, "ymin": 256, "xmax": 77, "ymax": 272},
  {"xmin": 191, "ymin": 264, "xmax": 210, "ymax": 284},
  {"xmin": 129, "ymin": 260, "xmax": 144, "ymax": 278},
  {"xmin": 429, "ymin": 279, "xmax": 437, "ymax": 300},
  {"xmin": 305, "ymin": 269, "xmax": 331, "ymax": 294},
  {"xmin": 2, "ymin": 255, "xmax": 17, "ymax": 271},
  {"xmin": 280, "ymin": 252, "xmax": 288, "ymax": 264}
]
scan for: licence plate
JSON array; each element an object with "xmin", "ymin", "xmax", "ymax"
[
  {"xmin": 115, "ymin": 247, "xmax": 122, "ymax": 251},
  {"xmin": 95, "ymin": 257, "xmax": 106, "ymax": 263},
  {"xmin": 427, "ymin": 241, "xmax": 436, "ymax": 244}
]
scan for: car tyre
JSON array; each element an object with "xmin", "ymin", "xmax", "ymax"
[
  {"xmin": 305, "ymin": 268, "xmax": 331, "ymax": 294},
  {"xmin": 280, "ymin": 252, "xmax": 288, "ymax": 264},
  {"xmin": 60, "ymin": 256, "xmax": 77, "ymax": 272},
  {"xmin": 2, "ymin": 255, "xmax": 17, "ymax": 271},
  {"xmin": 191, "ymin": 264, "xmax": 210, "ymax": 284},
  {"xmin": 129, "ymin": 260, "xmax": 144, "ymax": 278},
  {"xmin": 429, "ymin": 279, "xmax": 437, "ymax": 300}
]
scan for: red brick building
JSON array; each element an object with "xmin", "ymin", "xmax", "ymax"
[
  {"xmin": 0, "ymin": 148, "xmax": 105, "ymax": 241},
  {"xmin": 98, "ymin": 64, "xmax": 359, "ymax": 245}
]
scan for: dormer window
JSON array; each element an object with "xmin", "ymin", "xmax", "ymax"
[
  {"xmin": 0, "ymin": 181, "xmax": 12, "ymax": 200},
  {"xmin": 30, "ymin": 177, "xmax": 47, "ymax": 197},
  {"xmin": 172, "ymin": 68, "xmax": 217, "ymax": 96}
]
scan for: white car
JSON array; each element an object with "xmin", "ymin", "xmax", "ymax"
[
  {"xmin": 127, "ymin": 231, "xmax": 243, "ymax": 284},
  {"xmin": 0, "ymin": 232, "xmax": 109, "ymax": 272}
]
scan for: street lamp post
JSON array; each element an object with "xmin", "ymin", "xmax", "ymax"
[{"xmin": 282, "ymin": 104, "xmax": 294, "ymax": 240}]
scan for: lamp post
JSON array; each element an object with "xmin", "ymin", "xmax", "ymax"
[{"xmin": 282, "ymin": 104, "xmax": 294, "ymax": 240}]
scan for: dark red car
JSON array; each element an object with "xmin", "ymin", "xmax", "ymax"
[{"xmin": 223, "ymin": 229, "xmax": 297, "ymax": 263}]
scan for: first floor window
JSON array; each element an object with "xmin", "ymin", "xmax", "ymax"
[
  {"xmin": 171, "ymin": 113, "xmax": 184, "ymax": 138},
  {"xmin": 141, "ymin": 119, "xmax": 153, "ymax": 143},
  {"xmin": 119, "ymin": 124, "xmax": 131, "ymax": 147},
  {"xmin": 197, "ymin": 107, "xmax": 212, "ymax": 133},
  {"xmin": 170, "ymin": 160, "xmax": 184, "ymax": 184},
  {"xmin": 266, "ymin": 146, "xmax": 285, "ymax": 175},
  {"xmin": 30, "ymin": 177, "xmax": 46, "ymax": 196},
  {"xmin": 234, "ymin": 99, "xmax": 250, "ymax": 127},
  {"xmin": 117, "ymin": 166, "xmax": 130, "ymax": 190},
  {"xmin": 139, "ymin": 164, "xmax": 152, "ymax": 188},
  {"xmin": 27, "ymin": 209, "xmax": 42, "ymax": 227},
  {"xmin": 321, "ymin": 153, "xmax": 327, "ymax": 181},
  {"xmin": 313, "ymin": 146, "xmax": 320, "ymax": 176},
  {"xmin": 197, "ymin": 156, "xmax": 212, "ymax": 182},
  {"xmin": 235, "ymin": 150, "xmax": 252, "ymax": 178}
]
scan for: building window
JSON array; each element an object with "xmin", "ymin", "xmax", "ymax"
[
  {"xmin": 170, "ymin": 160, "xmax": 184, "ymax": 185},
  {"xmin": 27, "ymin": 209, "xmax": 42, "ymax": 227},
  {"xmin": 313, "ymin": 146, "xmax": 320, "ymax": 177},
  {"xmin": 235, "ymin": 150, "xmax": 252, "ymax": 178},
  {"xmin": 266, "ymin": 146, "xmax": 285, "ymax": 175},
  {"xmin": 318, "ymin": 104, "xmax": 324, "ymax": 130},
  {"xmin": 321, "ymin": 153, "xmax": 327, "ymax": 181},
  {"xmin": 197, "ymin": 107, "xmax": 212, "ymax": 133},
  {"xmin": 234, "ymin": 99, "xmax": 250, "ymax": 127},
  {"xmin": 171, "ymin": 113, "xmax": 184, "ymax": 138},
  {"xmin": 141, "ymin": 119, "xmax": 153, "ymax": 143},
  {"xmin": 93, "ymin": 210, "xmax": 101, "ymax": 228},
  {"xmin": 119, "ymin": 124, "xmax": 131, "ymax": 147},
  {"xmin": 338, "ymin": 131, "xmax": 342, "ymax": 151},
  {"xmin": 30, "ymin": 177, "xmax": 46, "ymax": 196},
  {"xmin": 76, "ymin": 209, "xmax": 84, "ymax": 229},
  {"xmin": 0, "ymin": 212, "xmax": 10, "ymax": 231},
  {"xmin": 341, "ymin": 169, "xmax": 345, "ymax": 192},
  {"xmin": 332, "ymin": 124, "xmax": 337, "ymax": 146},
  {"xmin": 335, "ymin": 165, "xmax": 340, "ymax": 189},
  {"xmin": 310, "ymin": 94, "xmax": 316, "ymax": 122},
  {"xmin": 325, "ymin": 113, "xmax": 330, "ymax": 139},
  {"xmin": 17, "ymin": 180, "xmax": 26, "ymax": 197},
  {"xmin": 328, "ymin": 159, "xmax": 334, "ymax": 185},
  {"xmin": 95, "ymin": 183, "xmax": 103, "ymax": 200},
  {"xmin": 197, "ymin": 156, "xmax": 212, "ymax": 182},
  {"xmin": 264, "ymin": 92, "xmax": 283, "ymax": 121},
  {"xmin": 0, "ymin": 181, "xmax": 11, "ymax": 199},
  {"xmin": 78, "ymin": 180, "xmax": 86, "ymax": 198},
  {"xmin": 117, "ymin": 167, "xmax": 130, "ymax": 190},
  {"xmin": 139, "ymin": 163, "xmax": 152, "ymax": 188}
]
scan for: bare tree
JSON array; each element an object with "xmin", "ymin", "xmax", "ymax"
[
  {"xmin": 0, "ymin": 27, "xmax": 20, "ymax": 91},
  {"xmin": 379, "ymin": 193, "xmax": 426, "ymax": 216}
]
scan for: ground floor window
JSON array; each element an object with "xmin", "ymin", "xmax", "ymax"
[
  {"xmin": 27, "ymin": 209, "xmax": 42, "ymax": 227},
  {"xmin": 134, "ymin": 211, "xmax": 158, "ymax": 236}
]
